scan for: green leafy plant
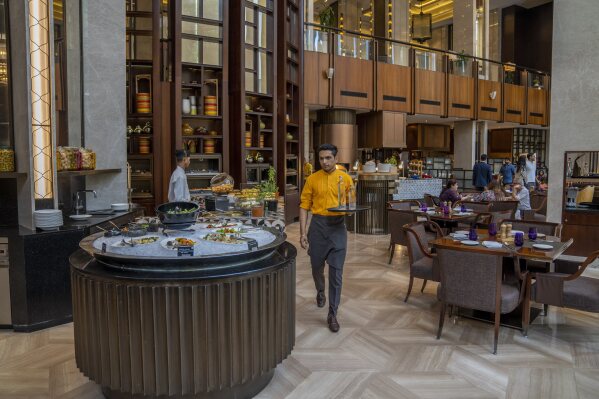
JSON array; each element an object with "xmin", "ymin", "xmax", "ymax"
[
  {"xmin": 319, "ymin": 7, "xmax": 335, "ymax": 31},
  {"xmin": 260, "ymin": 166, "xmax": 278, "ymax": 199},
  {"xmin": 385, "ymin": 155, "xmax": 398, "ymax": 166}
]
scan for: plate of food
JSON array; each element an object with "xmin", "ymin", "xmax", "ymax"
[
  {"xmin": 201, "ymin": 222, "xmax": 241, "ymax": 229},
  {"xmin": 201, "ymin": 232, "xmax": 245, "ymax": 244},
  {"xmin": 160, "ymin": 237, "xmax": 197, "ymax": 250},
  {"xmin": 111, "ymin": 236, "xmax": 160, "ymax": 247}
]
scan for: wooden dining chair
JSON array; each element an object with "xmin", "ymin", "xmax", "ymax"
[
  {"xmin": 500, "ymin": 219, "xmax": 562, "ymax": 238},
  {"xmin": 522, "ymin": 194, "xmax": 548, "ymax": 221},
  {"xmin": 387, "ymin": 200, "xmax": 421, "ymax": 210},
  {"xmin": 403, "ymin": 221, "xmax": 443, "ymax": 301},
  {"xmin": 532, "ymin": 250, "xmax": 599, "ymax": 318},
  {"xmin": 489, "ymin": 201, "xmax": 519, "ymax": 224},
  {"xmin": 388, "ymin": 209, "xmax": 420, "ymax": 263},
  {"xmin": 436, "ymin": 248, "xmax": 530, "ymax": 353},
  {"xmin": 424, "ymin": 194, "xmax": 441, "ymax": 207}
]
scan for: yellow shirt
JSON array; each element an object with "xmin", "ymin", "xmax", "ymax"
[{"xmin": 300, "ymin": 169, "xmax": 354, "ymax": 216}]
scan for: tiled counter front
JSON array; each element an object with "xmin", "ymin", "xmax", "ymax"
[{"xmin": 393, "ymin": 178, "xmax": 443, "ymax": 200}]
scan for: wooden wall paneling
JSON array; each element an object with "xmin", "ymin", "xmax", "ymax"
[
  {"xmin": 503, "ymin": 83, "xmax": 526, "ymax": 123},
  {"xmin": 357, "ymin": 111, "xmax": 406, "ymax": 149},
  {"xmin": 333, "ymin": 55, "xmax": 374, "ymax": 110},
  {"xmin": 389, "ymin": 112, "xmax": 406, "ymax": 148},
  {"xmin": 303, "ymin": 51, "xmax": 329, "ymax": 107},
  {"xmin": 414, "ymin": 69, "xmax": 446, "ymax": 116},
  {"xmin": 527, "ymin": 88, "xmax": 547, "ymax": 126},
  {"xmin": 376, "ymin": 63, "xmax": 411, "ymax": 113},
  {"xmin": 448, "ymin": 75, "xmax": 475, "ymax": 119},
  {"xmin": 487, "ymin": 128, "xmax": 513, "ymax": 158},
  {"xmin": 477, "ymin": 79, "xmax": 502, "ymax": 121}
]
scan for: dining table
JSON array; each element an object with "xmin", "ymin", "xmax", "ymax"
[
  {"xmin": 431, "ymin": 229, "xmax": 573, "ymax": 263},
  {"xmin": 431, "ymin": 229, "xmax": 574, "ymax": 329},
  {"xmin": 412, "ymin": 207, "xmax": 478, "ymax": 233}
]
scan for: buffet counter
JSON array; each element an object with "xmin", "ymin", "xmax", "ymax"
[
  {"xmin": 2, "ymin": 208, "xmax": 142, "ymax": 332},
  {"xmin": 392, "ymin": 178, "xmax": 443, "ymax": 200},
  {"xmin": 71, "ymin": 224, "xmax": 296, "ymax": 399}
]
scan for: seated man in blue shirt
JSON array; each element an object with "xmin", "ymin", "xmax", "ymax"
[
  {"xmin": 472, "ymin": 154, "xmax": 493, "ymax": 192},
  {"xmin": 499, "ymin": 158, "xmax": 516, "ymax": 189}
]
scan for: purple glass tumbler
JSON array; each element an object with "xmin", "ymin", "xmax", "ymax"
[
  {"xmin": 514, "ymin": 232, "xmax": 524, "ymax": 247},
  {"xmin": 468, "ymin": 228, "xmax": 478, "ymax": 241},
  {"xmin": 528, "ymin": 227, "xmax": 538, "ymax": 241},
  {"xmin": 420, "ymin": 204, "xmax": 427, "ymax": 212},
  {"xmin": 488, "ymin": 222, "xmax": 497, "ymax": 237},
  {"xmin": 460, "ymin": 203, "xmax": 467, "ymax": 213}
]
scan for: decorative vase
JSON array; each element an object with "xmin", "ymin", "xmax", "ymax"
[
  {"xmin": 255, "ymin": 154, "xmax": 264, "ymax": 163},
  {"xmin": 286, "ymin": 132, "xmax": 294, "ymax": 140},
  {"xmin": 182, "ymin": 123, "xmax": 194, "ymax": 136},
  {"xmin": 259, "ymin": 121, "xmax": 266, "ymax": 129},
  {"xmin": 182, "ymin": 99, "xmax": 191, "ymax": 115},
  {"xmin": 190, "ymin": 105, "xmax": 198, "ymax": 115}
]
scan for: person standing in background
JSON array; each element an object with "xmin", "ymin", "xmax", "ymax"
[
  {"xmin": 168, "ymin": 149, "xmax": 191, "ymax": 202},
  {"xmin": 516, "ymin": 154, "xmax": 528, "ymax": 186},
  {"xmin": 472, "ymin": 154, "xmax": 493, "ymax": 192},
  {"xmin": 299, "ymin": 143, "xmax": 353, "ymax": 333},
  {"xmin": 526, "ymin": 153, "xmax": 540, "ymax": 191},
  {"xmin": 499, "ymin": 158, "xmax": 516, "ymax": 189}
]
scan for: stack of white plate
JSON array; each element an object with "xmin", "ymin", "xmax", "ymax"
[{"xmin": 34, "ymin": 209, "xmax": 64, "ymax": 230}]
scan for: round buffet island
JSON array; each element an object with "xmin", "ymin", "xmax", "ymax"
[{"xmin": 70, "ymin": 225, "xmax": 296, "ymax": 399}]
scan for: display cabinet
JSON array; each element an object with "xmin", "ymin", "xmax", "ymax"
[
  {"xmin": 277, "ymin": 0, "xmax": 303, "ymax": 222},
  {"xmin": 125, "ymin": 0, "xmax": 173, "ymax": 213},
  {"xmin": 175, "ymin": 0, "xmax": 228, "ymax": 188}
]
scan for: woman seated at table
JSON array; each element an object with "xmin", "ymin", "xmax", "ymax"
[
  {"xmin": 439, "ymin": 179, "xmax": 471, "ymax": 205},
  {"xmin": 472, "ymin": 180, "xmax": 506, "ymax": 202},
  {"xmin": 511, "ymin": 178, "xmax": 532, "ymax": 219}
]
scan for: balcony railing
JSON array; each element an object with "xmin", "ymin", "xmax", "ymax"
[{"xmin": 303, "ymin": 23, "xmax": 550, "ymax": 126}]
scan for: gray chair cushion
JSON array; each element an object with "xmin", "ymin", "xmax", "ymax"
[
  {"xmin": 563, "ymin": 277, "xmax": 599, "ymax": 313},
  {"xmin": 437, "ymin": 282, "xmax": 520, "ymax": 313},
  {"xmin": 412, "ymin": 257, "xmax": 434, "ymax": 280}
]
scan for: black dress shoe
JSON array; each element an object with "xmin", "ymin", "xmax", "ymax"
[
  {"xmin": 327, "ymin": 314, "xmax": 340, "ymax": 333},
  {"xmin": 316, "ymin": 291, "xmax": 326, "ymax": 308}
]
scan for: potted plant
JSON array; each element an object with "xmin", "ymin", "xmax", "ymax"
[
  {"xmin": 260, "ymin": 166, "xmax": 279, "ymax": 212},
  {"xmin": 385, "ymin": 155, "xmax": 398, "ymax": 174},
  {"xmin": 453, "ymin": 50, "xmax": 468, "ymax": 75}
]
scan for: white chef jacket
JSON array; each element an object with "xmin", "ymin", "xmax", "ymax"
[{"xmin": 168, "ymin": 166, "xmax": 190, "ymax": 202}]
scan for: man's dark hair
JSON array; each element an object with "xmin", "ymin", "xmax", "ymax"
[
  {"xmin": 317, "ymin": 143, "xmax": 338, "ymax": 157},
  {"xmin": 175, "ymin": 149, "xmax": 190, "ymax": 162},
  {"xmin": 445, "ymin": 179, "xmax": 457, "ymax": 189},
  {"xmin": 505, "ymin": 157, "xmax": 511, "ymax": 162},
  {"xmin": 480, "ymin": 154, "xmax": 488, "ymax": 161},
  {"xmin": 527, "ymin": 152, "xmax": 535, "ymax": 160}
]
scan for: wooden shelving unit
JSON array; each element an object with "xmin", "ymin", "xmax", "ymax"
[
  {"xmin": 277, "ymin": 0, "xmax": 304, "ymax": 222},
  {"xmin": 174, "ymin": 0, "xmax": 229, "ymax": 189}
]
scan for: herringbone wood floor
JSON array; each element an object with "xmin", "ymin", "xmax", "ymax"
[{"xmin": 1, "ymin": 223, "xmax": 598, "ymax": 398}]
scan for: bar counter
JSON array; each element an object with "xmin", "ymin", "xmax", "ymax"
[{"xmin": 70, "ymin": 230, "xmax": 297, "ymax": 399}]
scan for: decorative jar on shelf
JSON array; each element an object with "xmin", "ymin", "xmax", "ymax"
[
  {"xmin": 204, "ymin": 96, "xmax": 218, "ymax": 116},
  {"xmin": 204, "ymin": 139, "xmax": 216, "ymax": 154},
  {"xmin": 246, "ymin": 154, "xmax": 254, "ymax": 163},
  {"xmin": 286, "ymin": 132, "xmax": 294, "ymax": 140},
  {"xmin": 259, "ymin": 121, "xmax": 266, "ymax": 129},
  {"xmin": 244, "ymin": 131, "xmax": 252, "ymax": 147},
  {"xmin": 182, "ymin": 123, "xmax": 194, "ymax": 136},
  {"xmin": 182, "ymin": 98, "xmax": 191, "ymax": 115},
  {"xmin": 0, "ymin": 146, "xmax": 15, "ymax": 172},
  {"xmin": 255, "ymin": 153, "xmax": 264, "ymax": 163},
  {"xmin": 259, "ymin": 133, "xmax": 265, "ymax": 148}
]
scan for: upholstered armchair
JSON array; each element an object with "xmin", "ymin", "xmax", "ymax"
[{"xmin": 403, "ymin": 221, "xmax": 443, "ymax": 301}]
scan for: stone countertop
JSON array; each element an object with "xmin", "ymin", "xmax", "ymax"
[{"xmin": 0, "ymin": 208, "xmax": 142, "ymax": 237}]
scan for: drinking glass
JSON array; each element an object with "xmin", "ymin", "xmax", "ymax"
[
  {"xmin": 514, "ymin": 232, "xmax": 524, "ymax": 247},
  {"xmin": 443, "ymin": 205, "xmax": 450, "ymax": 215},
  {"xmin": 528, "ymin": 227, "xmax": 538, "ymax": 241},
  {"xmin": 468, "ymin": 228, "xmax": 478, "ymax": 241},
  {"xmin": 420, "ymin": 204, "xmax": 427, "ymax": 212},
  {"xmin": 488, "ymin": 222, "xmax": 497, "ymax": 237},
  {"xmin": 460, "ymin": 203, "xmax": 467, "ymax": 213}
]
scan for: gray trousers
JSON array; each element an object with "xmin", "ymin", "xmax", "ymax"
[{"xmin": 308, "ymin": 215, "xmax": 347, "ymax": 316}]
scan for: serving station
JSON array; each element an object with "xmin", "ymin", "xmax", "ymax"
[{"xmin": 70, "ymin": 206, "xmax": 296, "ymax": 398}]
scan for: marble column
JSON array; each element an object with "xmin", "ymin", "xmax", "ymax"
[
  {"xmin": 80, "ymin": 0, "xmax": 127, "ymax": 209},
  {"xmin": 547, "ymin": 0, "xmax": 599, "ymax": 222},
  {"xmin": 453, "ymin": 121, "xmax": 476, "ymax": 170}
]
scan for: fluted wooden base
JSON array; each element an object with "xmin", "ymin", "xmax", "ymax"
[{"xmin": 70, "ymin": 246, "xmax": 296, "ymax": 399}]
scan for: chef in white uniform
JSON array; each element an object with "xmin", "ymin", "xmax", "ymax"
[{"xmin": 168, "ymin": 149, "xmax": 191, "ymax": 202}]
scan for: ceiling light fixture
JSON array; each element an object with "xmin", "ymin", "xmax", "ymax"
[{"xmin": 411, "ymin": 1, "xmax": 432, "ymax": 43}]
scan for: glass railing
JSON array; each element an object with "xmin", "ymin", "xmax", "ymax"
[
  {"xmin": 335, "ymin": 32, "xmax": 373, "ymax": 60},
  {"xmin": 303, "ymin": 23, "xmax": 550, "ymax": 83}
]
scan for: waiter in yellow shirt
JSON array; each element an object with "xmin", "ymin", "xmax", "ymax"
[{"xmin": 300, "ymin": 143, "xmax": 354, "ymax": 333}]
